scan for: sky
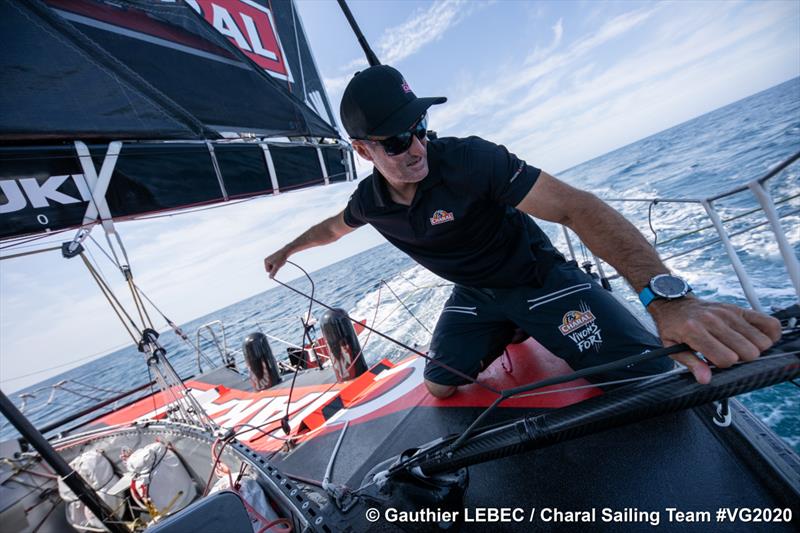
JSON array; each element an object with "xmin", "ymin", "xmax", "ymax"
[{"xmin": 1, "ymin": 0, "xmax": 799, "ymax": 392}]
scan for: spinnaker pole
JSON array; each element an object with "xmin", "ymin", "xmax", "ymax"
[
  {"xmin": 396, "ymin": 335, "xmax": 800, "ymax": 477},
  {"xmin": 0, "ymin": 390, "xmax": 129, "ymax": 533},
  {"xmin": 337, "ymin": 0, "xmax": 381, "ymax": 66}
]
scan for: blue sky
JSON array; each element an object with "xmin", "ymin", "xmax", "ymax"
[{"xmin": 1, "ymin": 0, "xmax": 798, "ymax": 392}]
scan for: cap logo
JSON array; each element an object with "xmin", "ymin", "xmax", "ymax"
[{"xmin": 401, "ymin": 80, "xmax": 412, "ymax": 94}]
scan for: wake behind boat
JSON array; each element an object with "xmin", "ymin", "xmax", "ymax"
[{"xmin": 1, "ymin": 1, "xmax": 799, "ymax": 532}]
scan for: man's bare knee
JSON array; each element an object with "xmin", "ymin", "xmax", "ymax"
[{"xmin": 425, "ymin": 380, "xmax": 457, "ymax": 398}]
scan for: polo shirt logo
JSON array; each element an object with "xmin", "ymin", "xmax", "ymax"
[{"xmin": 430, "ymin": 209, "xmax": 455, "ymax": 225}]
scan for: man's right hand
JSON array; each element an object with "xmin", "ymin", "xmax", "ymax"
[
  {"xmin": 263, "ymin": 211, "xmax": 356, "ymax": 279},
  {"xmin": 264, "ymin": 249, "xmax": 289, "ymax": 279}
]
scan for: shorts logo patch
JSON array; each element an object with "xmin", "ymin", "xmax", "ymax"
[
  {"xmin": 559, "ymin": 309, "xmax": 596, "ymax": 335},
  {"xmin": 560, "ymin": 302, "xmax": 603, "ymax": 353},
  {"xmin": 430, "ymin": 210, "xmax": 455, "ymax": 225}
]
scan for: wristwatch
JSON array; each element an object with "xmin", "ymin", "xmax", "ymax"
[{"xmin": 638, "ymin": 274, "xmax": 692, "ymax": 308}]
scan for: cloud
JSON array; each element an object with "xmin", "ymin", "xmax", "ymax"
[
  {"xmin": 0, "ymin": 182, "xmax": 385, "ymax": 392},
  {"xmin": 497, "ymin": 2, "xmax": 794, "ymax": 166},
  {"xmin": 378, "ymin": 0, "xmax": 469, "ymax": 65},
  {"xmin": 432, "ymin": 1, "xmax": 798, "ymax": 172},
  {"xmin": 432, "ymin": 6, "xmax": 659, "ymax": 134},
  {"xmin": 324, "ymin": 0, "xmax": 477, "ymax": 105},
  {"xmin": 528, "ymin": 17, "xmax": 564, "ymax": 64}
]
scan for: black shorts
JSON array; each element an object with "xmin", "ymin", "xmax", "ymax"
[{"xmin": 424, "ymin": 261, "xmax": 673, "ymax": 387}]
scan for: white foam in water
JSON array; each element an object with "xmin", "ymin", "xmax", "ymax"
[{"xmin": 349, "ymin": 265, "xmax": 452, "ymax": 364}]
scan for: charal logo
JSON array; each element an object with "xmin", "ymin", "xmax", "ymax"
[
  {"xmin": 189, "ymin": 0, "xmax": 293, "ymax": 82},
  {"xmin": 401, "ymin": 79, "xmax": 412, "ymax": 93},
  {"xmin": 560, "ymin": 303, "xmax": 603, "ymax": 353},
  {"xmin": 429, "ymin": 209, "xmax": 454, "ymax": 225},
  {"xmin": 559, "ymin": 309, "xmax": 596, "ymax": 335}
]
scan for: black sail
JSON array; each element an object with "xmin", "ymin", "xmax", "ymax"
[
  {"xmin": 185, "ymin": 0, "xmax": 339, "ymax": 130},
  {"xmin": 0, "ymin": 0, "xmax": 348, "ymax": 241}
]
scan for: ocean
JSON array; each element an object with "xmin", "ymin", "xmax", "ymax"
[{"xmin": 2, "ymin": 78, "xmax": 799, "ymax": 450}]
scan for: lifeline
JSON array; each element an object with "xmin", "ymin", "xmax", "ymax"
[{"xmin": 540, "ymin": 507, "xmax": 661, "ymax": 526}]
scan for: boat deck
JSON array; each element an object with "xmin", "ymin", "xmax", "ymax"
[{"xmin": 83, "ymin": 338, "xmax": 800, "ymax": 531}]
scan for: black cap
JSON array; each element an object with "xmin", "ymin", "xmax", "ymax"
[{"xmin": 340, "ymin": 65, "xmax": 446, "ymax": 138}]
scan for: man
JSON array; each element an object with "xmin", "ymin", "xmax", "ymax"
[{"xmin": 265, "ymin": 65, "xmax": 780, "ymax": 398}]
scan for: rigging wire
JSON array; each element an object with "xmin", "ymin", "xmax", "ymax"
[
  {"xmin": 380, "ymin": 279, "xmax": 432, "ymax": 335},
  {"xmin": 30, "ymin": 500, "xmax": 59, "ymax": 533},
  {"xmin": 280, "ymin": 261, "xmax": 317, "ymax": 433},
  {"xmin": 81, "ymin": 235, "xmax": 212, "ymax": 430},
  {"xmin": 271, "ymin": 270, "xmax": 501, "ymax": 394},
  {"xmin": 84, "ymin": 243, "xmax": 112, "ymax": 291},
  {"xmin": 231, "ymin": 285, "xmax": 411, "ymax": 441},
  {"xmin": 89, "ymin": 234, "xmax": 209, "ymax": 366},
  {"xmin": 0, "ymin": 342, "xmax": 133, "ymax": 385},
  {"xmin": 360, "ymin": 280, "xmax": 383, "ymax": 352},
  {"xmin": 0, "ymin": 225, "xmax": 78, "ymax": 251},
  {"xmin": 79, "ymin": 253, "xmax": 141, "ymax": 344},
  {"xmin": 126, "ymin": 273, "xmax": 155, "ymax": 331},
  {"xmin": 87, "ymin": 232, "xmax": 153, "ymax": 332},
  {"xmin": 0, "ymin": 246, "xmax": 62, "ymax": 260},
  {"xmin": 68, "ymin": 379, "xmax": 125, "ymax": 396},
  {"xmin": 229, "ymin": 280, "xmax": 401, "ymax": 443}
]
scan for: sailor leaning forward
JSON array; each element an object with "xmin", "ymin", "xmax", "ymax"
[{"xmin": 264, "ymin": 65, "xmax": 781, "ymax": 398}]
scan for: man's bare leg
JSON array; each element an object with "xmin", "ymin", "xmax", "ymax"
[{"xmin": 425, "ymin": 379, "xmax": 457, "ymax": 399}]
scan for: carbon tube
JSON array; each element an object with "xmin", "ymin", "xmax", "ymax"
[
  {"xmin": 0, "ymin": 390, "xmax": 128, "ymax": 533},
  {"xmin": 415, "ymin": 348, "xmax": 800, "ymax": 476}
]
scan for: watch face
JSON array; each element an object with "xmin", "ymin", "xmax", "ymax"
[{"xmin": 651, "ymin": 275, "xmax": 688, "ymax": 298}]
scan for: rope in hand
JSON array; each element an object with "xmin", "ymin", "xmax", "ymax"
[{"xmin": 280, "ymin": 261, "xmax": 317, "ymax": 434}]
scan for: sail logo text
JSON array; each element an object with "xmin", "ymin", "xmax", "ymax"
[
  {"xmin": 0, "ymin": 175, "xmax": 90, "ymax": 214},
  {"xmin": 188, "ymin": 0, "xmax": 292, "ymax": 81}
]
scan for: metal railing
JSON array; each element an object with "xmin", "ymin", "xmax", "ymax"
[
  {"xmin": 561, "ymin": 151, "xmax": 800, "ymax": 311},
  {"xmin": 195, "ymin": 320, "xmax": 233, "ymax": 371}
]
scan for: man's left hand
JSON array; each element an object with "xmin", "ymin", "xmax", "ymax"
[{"xmin": 649, "ymin": 297, "xmax": 782, "ymax": 384}]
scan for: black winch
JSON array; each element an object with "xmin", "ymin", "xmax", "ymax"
[
  {"xmin": 243, "ymin": 332, "xmax": 281, "ymax": 390},
  {"xmin": 320, "ymin": 308, "xmax": 368, "ymax": 382}
]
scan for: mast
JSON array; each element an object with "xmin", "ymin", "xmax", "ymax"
[
  {"xmin": 0, "ymin": 390, "xmax": 129, "ymax": 533},
  {"xmin": 336, "ymin": 0, "xmax": 381, "ymax": 66}
]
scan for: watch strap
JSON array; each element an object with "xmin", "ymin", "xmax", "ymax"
[{"xmin": 638, "ymin": 286, "xmax": 656, "ymax": 308}]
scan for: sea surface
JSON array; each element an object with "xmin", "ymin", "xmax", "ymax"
[{"xmin": 2, "ymin": 78, "xmax": 799, "ymax": 451}]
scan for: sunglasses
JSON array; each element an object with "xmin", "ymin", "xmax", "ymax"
[{"xmin": 364, "ymin": 114, "xmax": 428, "ymax": 156}]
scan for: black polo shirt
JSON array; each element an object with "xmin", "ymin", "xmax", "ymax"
[{"xmin": 343, "ymin": 136, "xmax": 565, "ymax": 288}]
